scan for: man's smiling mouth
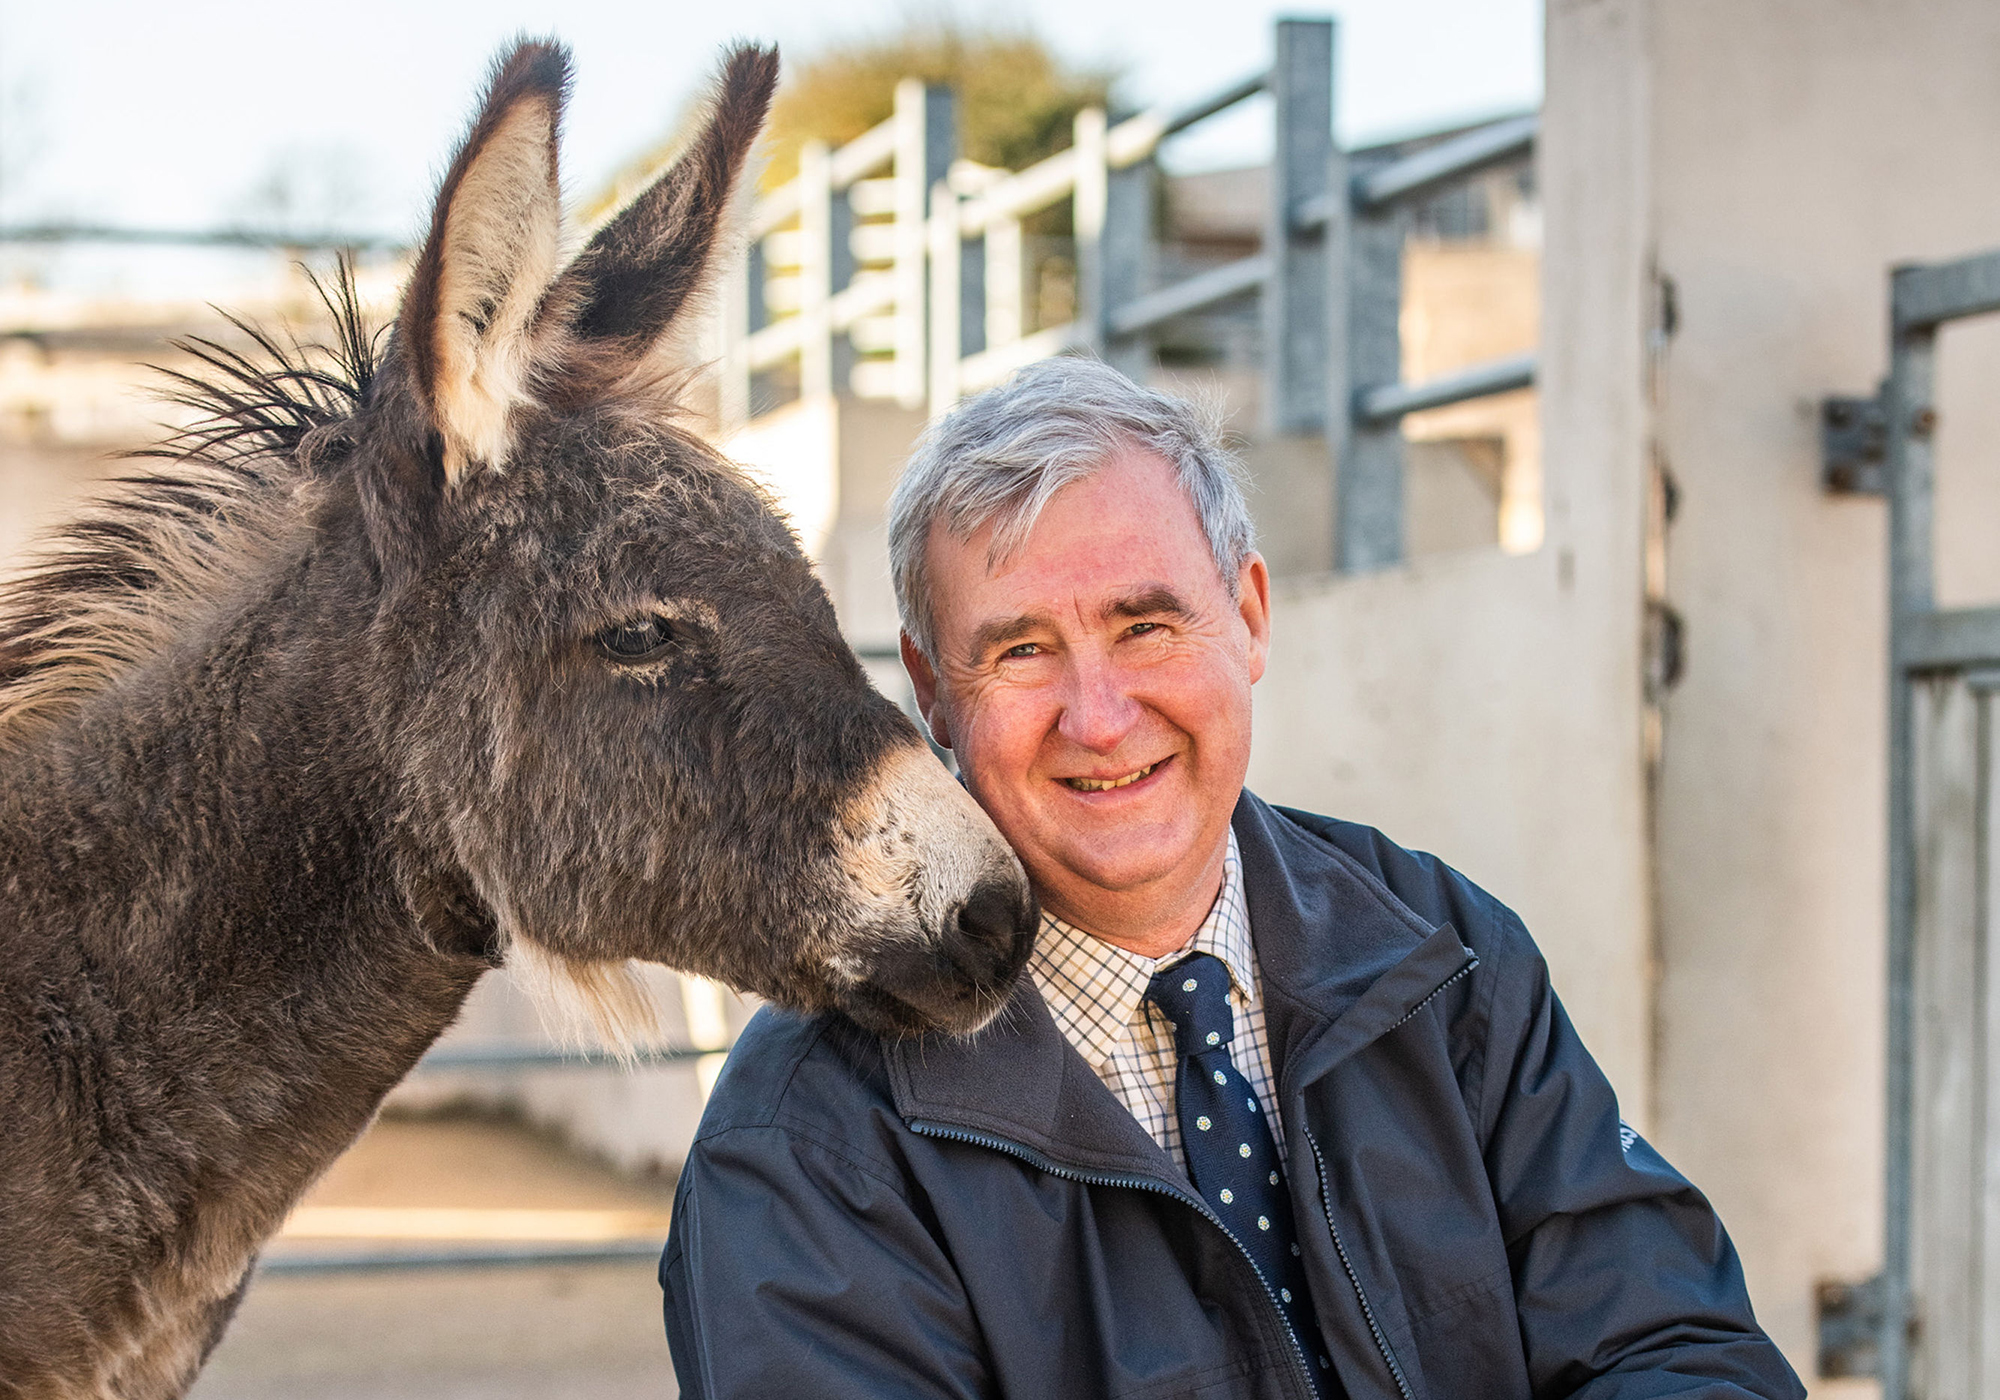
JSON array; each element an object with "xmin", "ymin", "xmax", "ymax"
[{"xmin": 1063, "ymin": 762, "xmax": 1160, "ymax": 793}]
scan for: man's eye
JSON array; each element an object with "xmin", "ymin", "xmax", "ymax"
[
  {"xmin": 1003, "ymin": 642, "xmax": 1041, "ymax": 659},
  {"xmin": 1128, "ymin": 622, "xmax": 1161, "ymax": 637}
]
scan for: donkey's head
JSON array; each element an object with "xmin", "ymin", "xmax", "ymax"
[{"xmin": 342, "ymin": 42, "xmax": 1034, "ymax": 1037}]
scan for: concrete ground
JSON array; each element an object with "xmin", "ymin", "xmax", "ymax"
[{"xmin": 188, "ymin": 1114, "xmax": 681, "ymax": 1400}]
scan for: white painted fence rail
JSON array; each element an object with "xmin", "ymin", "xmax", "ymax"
[{"xmin": 714, "ymin": 14, "xmax": 1541, "ymax": 575}]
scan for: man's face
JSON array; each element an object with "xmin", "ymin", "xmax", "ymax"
[{"xmin": 904, "ymin": 446, "xmax": 1269, "ymax": 941}]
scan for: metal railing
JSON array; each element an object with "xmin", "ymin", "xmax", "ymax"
[
  {"xmin": 280, "ymin": 966, "xmax": 747, "ymax": 1276},
  {"xmin": 922, "ymin": 70, "xmax": 1280, "ymax": 410},
  {"xmin": 259, "ymin": 1026, "xmax": 729, "ymax": 1277},
  {"xmin": 0, "ymin": 223, "xmax": 405, "ymax": 251},
  {"xmin": 255, "ymin": 1040, "xmax": 707, "ymax": 1277},
  {"xmin": 716, "ymin": 79, "xmax": 953, "ymax": 429},
  {"xmin": 6, "ymin": 18, "xmax": 1541, "ymax": 577},
  {"xmin": 261, "ymin": 1240, "xmax": 665, "ymax": 1276},
  {"xmin": 720, "ymin": 15, "xmax": 1541, "ymax": 575},
  {"xmin": 413, "ymin": 1043, "xmax": 714, "ymax": 1071}
]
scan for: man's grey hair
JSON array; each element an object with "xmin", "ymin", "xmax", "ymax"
[{"xmin": 888, "ymin": 356, "xmax": 1256, "ymax": 661}]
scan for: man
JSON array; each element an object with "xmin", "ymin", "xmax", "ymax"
[{"xmin": 662, "ymin": 357, "xmax": 1802, "ymax": 1399}]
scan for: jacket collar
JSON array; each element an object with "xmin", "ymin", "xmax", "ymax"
[
  {"xmin": 1231, "ymin": 794, "xmax": 1476, "ymax": 1093},
  {"xmin": 886, "ymin": 792, "xmax": 1475, "ymax": 1173},
  {"xmin": 886, "ymin": 970, "xmax": 1193, "ymax": 1185}
]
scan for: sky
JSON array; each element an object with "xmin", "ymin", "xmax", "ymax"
[{"xmin": 0, "ymin": 0, "xmax": 1541, "ymax": 240}]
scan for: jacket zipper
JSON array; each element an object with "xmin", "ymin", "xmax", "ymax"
[
  {"xmin": 1386, "ymin": 956, "xmax": 1478, "ymax": 1034},
  {"xmin": 1305, "ymin": 1130, "xmax": 1415, "ymax": 1400},
  {"xmin": 907, "ymin": 1119, "xmax": 1320, "ymax": 1400}
]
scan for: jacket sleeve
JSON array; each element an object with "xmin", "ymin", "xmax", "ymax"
[
  {"xmin": 662, "ymin": 1122, "xmax": 992, "ymax": 1400},
  {"xmin": 1475, "ymin": 918, "xmax": 1806, "ymax": 1400}
]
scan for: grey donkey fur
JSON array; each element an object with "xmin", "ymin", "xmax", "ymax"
[{"xmin": 0, "ymin": 41, "xmax": 1035, "ymax": 1399}]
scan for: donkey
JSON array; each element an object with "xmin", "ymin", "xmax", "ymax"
[{"xmin": 0, "ymin": 40, "xmax": 1036, "ymax": 1400}]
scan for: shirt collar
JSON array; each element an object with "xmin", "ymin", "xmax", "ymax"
[{"xmin": 1029, "ymin": 830, "xmax": 1254, "ymax": 1071}]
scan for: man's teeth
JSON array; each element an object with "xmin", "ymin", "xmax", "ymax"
[{"xmin": 1065, "ymin": 764, "xmax": 1157, "ymax": 793}]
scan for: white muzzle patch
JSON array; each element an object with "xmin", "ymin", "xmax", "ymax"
[{"xmin": 837, "ymin": 744, "xmax": 1025, "ymax": 961}]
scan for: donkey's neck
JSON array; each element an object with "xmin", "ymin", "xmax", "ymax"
[
  {"xmin": 15, "ymin": 601, "xmax": 489, "ymax": 1062},
  {"xmin": 0, "ymin": 552, "xmax": 492, "ymax": 1393}
]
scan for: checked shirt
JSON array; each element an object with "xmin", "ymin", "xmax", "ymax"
[{"xmin": 1027, "ymin": 830, "xmax": 1285, "ymax": 1166}]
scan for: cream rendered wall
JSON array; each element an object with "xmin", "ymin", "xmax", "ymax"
[
  {"xmin": 1248, "ymin": 0, "xmax": 1656, "ymax": 1126},
  {"xmin": 395, "ymin": 968, "xmax": 757, "ymax": 1178},
  {"xmin": 1641, "ymin": 0, "xmax": 2000, "ymax": 1386},
  {"xmin": 0, "ymin": 444, "xmax": 117, "ymax": 571},
  {"xmin": 1246, "ymin": 551, "xmax": 1653, "ymax": 1115}
]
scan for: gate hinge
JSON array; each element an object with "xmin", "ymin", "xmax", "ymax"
[
  {"xmin": 1816, "ymin": 1274, "xmax": 1902, "ymax": 1378},
  {"xmin": 1643, "ymin": 599, "xmax": 1685, "ymax": 702},
  {"xmin": 1820, "ymin": 391, "xmax": 1887, "ymax": 495}
]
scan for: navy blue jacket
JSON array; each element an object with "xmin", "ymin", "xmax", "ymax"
[{"xmin": 662, "ymin": 794, "xmax": 1803, "ymax": 1399}]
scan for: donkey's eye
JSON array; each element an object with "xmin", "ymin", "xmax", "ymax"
[{"xmin": 596, "ymin": 616, "xmax": 683, "ymax": 662}]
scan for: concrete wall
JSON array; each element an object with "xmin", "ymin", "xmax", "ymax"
[
  {"xmin": 1247, "ymin": 543, "xmax": 1654, "ymax": 1113},
  {"xmin": 0, "ymin": 443, "xmax": 118, "ymax": 573},
  {"xmin": 1634, "ymin": 0, "xmax": 2000, "ymax": 1384},
  {"xmin": 1255, "ymin": 0, "xmax": 1997, "ymax": 1380},
  {"xmin": 1246, "ymin": 0, "xmax": 1655, "ymax": 1120},
  {"xmin": 1256, "ymin": 2, "xmax": 2000, "ymax": 1379},
  {"xmin": 392, "ymin": 969, "xmax": 758, "ymax": 1178}
]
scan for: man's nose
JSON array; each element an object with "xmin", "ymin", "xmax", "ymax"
[{"xmin": 1055, "ymin": 652, "xmax": 1141, "ymax": 753}]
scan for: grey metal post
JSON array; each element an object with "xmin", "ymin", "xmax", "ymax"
[
  {"xmin": 893, "ymin": 81, "xmax": 957, "ymax": 411},
  {"xmin": 1884, "ymin": 266, "xmax": 1940, "ymax": 1400},
  {"xmin": 1334, "ymin": 200, "xmax": 1407, "ymax": 573},
  {"xmin": 1072, "ymin": 107, "xmax": 1110, "ymax": 355},
  {"xmin": 1264, "ymin": 16, "xmax": 1334, "ymax": 434},
  {"xmin": 830, "ymin": 173, "xmax": 857, "ymax": 395},
  {"xmin": 961, "ymin": 230, "xmax": 988, "ymax": 362},
  {"xmin": 746, "ymin": 238, "xmax": 769, "ymax": 335},
  {"xmin": 1103, "ymin": 157, "xmax": 1155, "ymax": 380}
]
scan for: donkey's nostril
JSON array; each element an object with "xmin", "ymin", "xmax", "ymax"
[
  {"xmin": 843, "ymin": 874, "xmax": 1036, "ymax": 1036},
  {"xmin": 957, "ymin": 882, "xmax": 1022, "ymax": 948}
]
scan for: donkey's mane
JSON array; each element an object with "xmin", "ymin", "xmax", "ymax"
[{"xmin": 0, "ymin": 264, "xmax": 380, "ymax": 743}]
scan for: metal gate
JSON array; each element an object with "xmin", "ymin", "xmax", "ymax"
[
  {"xmin": 716, "ymin": 16, "xmax": 1539, "ymax": 578},
  {"xmin": 1834, "ymin": 248, "xmax": 2000, "ymax": 1396}
]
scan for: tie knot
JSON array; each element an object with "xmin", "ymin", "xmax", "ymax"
[{"xmin": 1146, "ymin": 952, "xmax": 1235, "ymax": 1059}]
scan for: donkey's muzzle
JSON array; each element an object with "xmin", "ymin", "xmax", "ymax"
[
  {"xmin": 958, "ymin": 881, "xmax": 1035, "ymax": 960},
  {"xmin": 855, "ymin": 872, "xmax": 1038, "ymax": 1037},
  {"xmin": 831, "ymin": 741, "xmax": 1038, "ymax": 1037}
]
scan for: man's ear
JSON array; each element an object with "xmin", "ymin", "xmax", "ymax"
[
  {"xmin": 1238, "ymin": 553, "xmax": 1271, "ymax": 685},
  {"xmin": 396, "ymin": 39, "xmax": 569, "ymax": 487},
  {"xmin": 901, "ymin": 631, "xmax": 953, "ymax": 750},
  {"xmin": 542, "ymin": 46, "xmax": 779, "ymax": 400}
]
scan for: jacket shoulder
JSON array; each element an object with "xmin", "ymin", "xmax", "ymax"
[
  {"xmin": 1258, "ymin": 802, "xmax": 1564, "ymax": 1138},
  {"xmin": 697, "ymin": 1005, "xmax": 899, "ymax": 1143}
]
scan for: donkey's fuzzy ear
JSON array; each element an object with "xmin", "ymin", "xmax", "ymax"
[
  {"xmin": 545, "ymin": 46, "xmax": 779, "ymax": 393},
  {"xmin": 398, "ymin": 40, "xmax": 570, "ymax": 486}
]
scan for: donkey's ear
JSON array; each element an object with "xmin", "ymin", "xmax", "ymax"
[
  {"xmin": 397, "ymin": 40, "xmax": 569, "ymax": 487},
  {"xmin": 545, "ymin": 46, "xmax": 779, "ymax": 391}
]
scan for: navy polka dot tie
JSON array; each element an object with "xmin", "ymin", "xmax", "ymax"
[{"xmin": 1147, "ymin": 952, "xmax": 1330, "ymax": 1393}]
